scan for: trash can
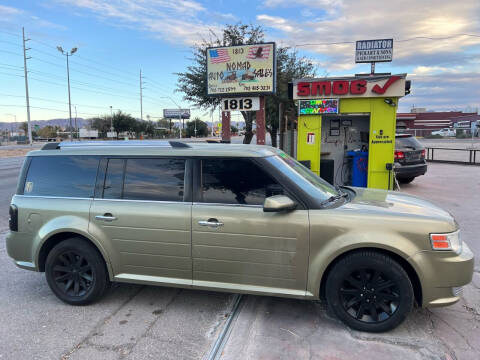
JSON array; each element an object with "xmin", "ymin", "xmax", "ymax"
[{"xmin": 347, "ymin": 151, "xmax": 368, "ymax": 187}]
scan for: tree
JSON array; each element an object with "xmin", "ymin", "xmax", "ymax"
[
  {"xmin": 176, "ymin": 23, "xmax": 264, "ymax": 144},
  {"xmin": 37, "ymin": 125, "xmax": 58, "ymax": 138},
  {"xmin": 176, "ymin": 23, "xmax": 316, "ymax": 145},
  {"xmin": 186, "ymin": 117, "xmax": 208, "ymax": 137},
  {"xmin": 90, "ymin": 116, "xmax": 111, "ymax": 138},
  {"xmin": 19, "ymin": 122, "xmax": 28, "ymax": 134},
  {"xmin": 112, "ymin": 111, "xmax": 136, "ymax": 137},
  {"xmin": 231, "ymin": 125, "xmax": 238, "ymax": 134},
  {"xmin": 265, "ymin": 48, "xmax": 316, "ymax": 147}
]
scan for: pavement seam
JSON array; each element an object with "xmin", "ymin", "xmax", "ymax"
[
  {"xmin": 59, "ymin": 285, "xmax": 145, "ymax": 360},
  {"xmin": 116, "ymin": 288, "xmax": 183, "ymax": 359}
]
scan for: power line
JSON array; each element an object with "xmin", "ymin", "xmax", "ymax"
[{"xmin": 294, "ymin": 33, "xmax": 480, "ymax": 47}]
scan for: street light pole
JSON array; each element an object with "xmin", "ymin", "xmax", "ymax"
[
  {"xmin": 57, "ymin": 46, "xmax": 78, "ymax": 142},
  {"xmin": 74, "ymin": 105, "xmax": 78, "ymax": 141}
]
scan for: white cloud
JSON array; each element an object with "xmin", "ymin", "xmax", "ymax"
[
  {"xmin": 0, "ymin": 5, "xmax": 23, "ymax": 15},
  {"xmin": 53, "ymin": 0, "xmax": 221, "ymax": 45},
  {"xmin": 257, "ymin": 0, "xmax": 480, "ymax": 71}
]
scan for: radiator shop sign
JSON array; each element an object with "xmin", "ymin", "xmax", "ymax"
[
  {"xmin": 206, "ymin": 43, "xmax": 276, "ymax": 96},
  {"xmin": 355, "ymin": 39, "xmax": 393, "ymax": 63}
]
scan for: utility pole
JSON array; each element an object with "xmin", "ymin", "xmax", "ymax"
[
  {"xmin": 140, "ymin": 69, "xmax": 144, "ymax": 121},
  {"xmin": 22, "ymin": 27, "xmax": 32, "ymax": 145},
  {"xmin": 74, "ymin": 105, "xmax": 78, "ymax": 141},
  {"xmin": 57, "ymin": 46, "xmax": 78, "ymax": 142}
]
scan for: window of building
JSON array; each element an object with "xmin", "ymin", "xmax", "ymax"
[{"xmin": 201, "ymin": 158, "xmax": 283, "ymax": 205}]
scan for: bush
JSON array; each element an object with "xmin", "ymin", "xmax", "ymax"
[
  {"xmin": 424, "ymin": 134, "xmax": 443, "ymax": 139},
  {"xmin": 456, "ymin": 129, "xmax": 468, "ymax": 139}
]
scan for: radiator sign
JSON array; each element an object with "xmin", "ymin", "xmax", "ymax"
[{"xmin": 355, "ymin": 39, "xmax": 393, "ymax": 63}]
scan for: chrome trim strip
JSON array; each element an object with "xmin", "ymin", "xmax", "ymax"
[
  {"xmin": 94, "ymin": 198, "xmax": 188, "ymax": 205},
  {"xmin": 192, "ymin": 202, "xmax": 262, "ymax": 208},
  {"xmin": 16, "ymin": 195, "xmax": 92, "ymax": 200}
]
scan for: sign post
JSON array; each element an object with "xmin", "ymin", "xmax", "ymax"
[
  {"xmin": 221, "ymin": 111, "xmax": 231, "ymax": 142},
  {"xmin": 256, "ymin": 96, "xmax": 266, "ymax": 145},
  {"xmin": 355, "ymin": 39, "xmax": 393, "ymax": 75}
]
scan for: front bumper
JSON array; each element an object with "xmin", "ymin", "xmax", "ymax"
[
  {"xmin": 409, "ymin": 242, "xmax": 474, "ymax": 307},
  {"xmin": 395, "ymin": 162, "xmax": 427, "ymax": 179}
]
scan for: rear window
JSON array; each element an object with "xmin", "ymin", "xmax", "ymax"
[
  {"xmin": 24, "ymin": 156, "xmax": 99, "ymax": 198},
  {"xmin": 395, "ymin": 136, "xmax": 423, "ymax": 149}
]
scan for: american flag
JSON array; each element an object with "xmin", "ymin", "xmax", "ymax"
[
  {"xmin": 247, "ymin": 46, "xmax": 271, "ymax": 60},
  {"xmin": 209, "ymin": 49, "xmax": 231, "ymax": 64}
]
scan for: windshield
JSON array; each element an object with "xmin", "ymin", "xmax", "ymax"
[{"xmin": 266, "ymin": 150, "xmax": 338, "ymax": 202}]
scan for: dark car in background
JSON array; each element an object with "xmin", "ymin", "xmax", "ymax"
[{"xmin": 395, "ymin": 134, "xmax": 427, "ymax": 184}]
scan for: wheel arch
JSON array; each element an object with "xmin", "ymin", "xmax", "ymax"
[
  {"xmin": 318, "ymin": 247, "xmax": 422, "ymax": 306},
  {"xmin": 37, "ymin": 231, "xmax": 113, "ymax": 280}
]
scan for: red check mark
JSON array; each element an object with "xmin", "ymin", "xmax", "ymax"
[{"xmin": 371, "ymin": 76, "xmax": 401, "ymax": 94}]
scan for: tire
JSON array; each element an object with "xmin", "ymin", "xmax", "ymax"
[
  {"xmin": 397, "ymin": 177, "xmax": 415, "ymax": 184},
  {"xmin": 325, "ymin": 251, "xmax": 413, "ymax": 332},
  {"xmin": 45, "ymin": 237, "xmax": 109, "ymax": 305}
]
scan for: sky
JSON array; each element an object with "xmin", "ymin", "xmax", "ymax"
[{"xmin": 0, "ymin": 0, "xmax": 479, "ymax": 126}]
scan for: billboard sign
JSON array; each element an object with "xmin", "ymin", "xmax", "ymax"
[
  {"xmin": 299, "ymin": 99, "xmax": 339, "ymax": 115},
  {"xmin": 163, "ymin": 109, "xmax": 191, "ymax": 119},
  {"xmin": 355, "ymin": 39, "xmax": 393, "ymax": 63},
  {"xmin": 207, "ymin": 43, "xmax": 276, "ymax": 96}
]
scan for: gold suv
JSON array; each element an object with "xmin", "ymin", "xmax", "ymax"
[{"xmin": 7, "ymin": 141, "xmax": 474, "ymax": 332}]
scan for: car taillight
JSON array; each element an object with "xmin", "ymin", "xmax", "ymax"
[
  {"xmin": 421, "ymin": 149, "xmax": 426, "ymax": 158},
  {"xmin": 9, "ymin": 204, "xmax": 18, "ymax": 232},
  {"xmin": 394, "ymin": 151, "xmax": 404, "ymax": 160}
]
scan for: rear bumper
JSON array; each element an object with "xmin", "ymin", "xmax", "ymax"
[
  {"xmin": 408, "ymin": 242, "xmax": 474, "ymax": 307},
  {"xmin": 395, "ymin": 162, "xmax": 427, "ymax": 178}
]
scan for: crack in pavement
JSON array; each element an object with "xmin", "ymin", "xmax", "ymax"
[{"xmin": 60, "ymin": 285, "xmax": 145, "ymax": 360}]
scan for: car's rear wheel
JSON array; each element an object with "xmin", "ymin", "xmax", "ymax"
[
  {"xmin": 45, "ymin": 237, "xmax": 109, "ymax": 305},
  {"xmin": 325, "ymin": 251, "xmax": 413, "ymax": 332},
  {"xmin": 397, "ymin": 177, "xmax": 415, "ymax": 184}
]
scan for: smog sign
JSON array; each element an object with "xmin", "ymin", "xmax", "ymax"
[
  {"xmin": 355, "ymin": 39, "xmax": 393, "ymax": 63},
  {"xmin": 207, "ymin": 43, "xmax": 276, "ymax": 96},
  {"xmin": 221, "ymin": 97, "xmax": 260, "ymax": 111}
]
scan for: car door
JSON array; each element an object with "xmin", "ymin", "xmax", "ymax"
[
  {"xmin": 89, "ymin": 157, "xmax": 192, "ymax": 286},
  {"xmin": 191, "ymin": 158, "xmax": 309, "ymax": 297}
]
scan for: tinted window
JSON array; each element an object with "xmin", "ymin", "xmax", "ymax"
[
  {"xmin": 122, "ymin": 158, "xmax": 185, "ymax": 201},
  {"xmin": 24, "ymin": 156, "xmax": 98, "ymax": 197},
  {"xmin": 395, "ymin": 136, "xmax": 423, "ymax": 149},
  {"xmin": 103, "ymin": 159, "xmax": 125, "ymax": 199},
  {"xmin": 201, "ymin": 159, "xmax": 283, "ymax": 205}
]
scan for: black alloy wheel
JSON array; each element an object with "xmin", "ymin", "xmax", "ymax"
[
  {"xmin": 339, "ymin": 268, "xmax": 400, "ymax": 323},
  {"xmin": 326, "ymin": 251, "xmax": 413, "ymax": 332},
  {"xmin": 45, "ymin": 238, "xmax": 109, "ymax": 305},
  {"xmin": 51, "ymin": 250, "xmax": 93, "ymax": 297}
]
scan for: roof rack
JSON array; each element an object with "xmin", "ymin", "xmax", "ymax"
[{"xmin": 41, "ymin": 140, "xmax": 191, "ymax": 150}]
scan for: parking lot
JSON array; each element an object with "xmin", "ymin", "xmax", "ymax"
[{"xmin": 0, "ymin": 150, "xmax": 479, "ymax": 360}]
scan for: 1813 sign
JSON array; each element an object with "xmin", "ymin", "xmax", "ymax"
[{"xmin": 221, "ymin": 97, "xmax": 260, "ymax": 111}]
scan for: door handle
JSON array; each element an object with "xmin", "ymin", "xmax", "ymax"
[
  {"xmin": 198, "ymin": 219, "xmax": 224, "ymax": 228},
  {"xmin": 95, "ymin": 213, "xmax": 117, "ymax": 222}
]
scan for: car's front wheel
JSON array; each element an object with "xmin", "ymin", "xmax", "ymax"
[
  {"xmin": 325, "ymin": 251, "xmax": 414, "ymax": 332},
  {"xmin": 45, "ymin": 237, "xmax": 109, "ymax": 305}
]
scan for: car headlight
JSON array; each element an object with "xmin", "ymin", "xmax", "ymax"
[{"xmin": 430, "ymin": 230, "xmax": 462, "ymax": 254}]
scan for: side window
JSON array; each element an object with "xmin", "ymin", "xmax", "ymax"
[
  {"xmin": 103, "ymin": 159, "xmax": 125, "ymax": 199},
  {"xmin": 122, "ymin": 158, "xmax": 185, "ymax": 201},
  {"xmin": 24, "ymin": 156, "xmax": 98, "ymax": 198},
  {"xmin": 201, "ymin": 158, "xmax": 283, "ymax": 205}
]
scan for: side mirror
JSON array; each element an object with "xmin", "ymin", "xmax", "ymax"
[{"xmin": 263, "ymin": 195, "xmax": 297, "ymax": 212}]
